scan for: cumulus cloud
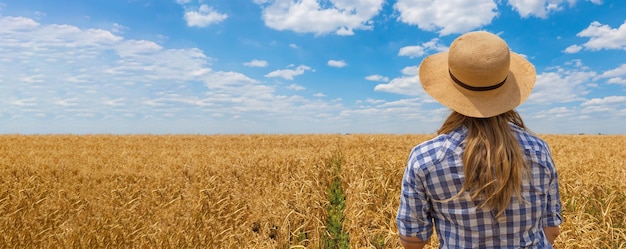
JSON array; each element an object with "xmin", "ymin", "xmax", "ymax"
[
  {"xmin": 255, "ymin": 0, "xmax": 385, "ymax": 36},
  {"xmin": 606, "ymin": 78, "xmax": 626, "ymax": 85},
  {"xmin": 596, "ymin": 64, "xmax": 626, "ymax": 85},
  {"xmin": 508, "ymin": 0, "xmax": 602, "ymax": 18},
  {"xmin": 265, "ymin": 65, "xmax": 313, "ymax": 80},
  {"xmin": 596, "ymin": 64, "xmax": 626, "ymax": 78},
  {"xmin": 373, "ymin": 66, "xmax": 424, "ymax": 96},
  {"xmin": 287, "ymin": 84, "xmax": 305, "ymax": 91},
  {"xmin": 398, "ymin": 46, "xmax": 428, "ymax": 58},
  {"xmin": 574, "ymin": 21, "xmax": 626, "ymax": 51},
  {"xmin": 336, "ymin": 27, "xmax": 354, "ymax": 36},
  {"xmin": 340, "ymin": 97, "xmax": 447, "ymax": 132},
  {"xmin": 365, "ymin": 74, "xmax": 389, "ymax": 82},
  {"xmin": 394, "ymin": 0, "xmax": 603, "ymax": 35},
  {"xmin": 398, "ymin": 38, "xmax": 447, "ymax": 58},
  {"xmin": 327, "ymin": 60, "xmax": 347, "ymax": 68},
  {"xmin": 527, "ymin": 60, "xmax": 597, "ymax": 104},
  {"xmin": 582, "ymin": 96, "xmax": 626, "ymax": 106},
  {"xmin": 0, "ymin": 16, "xmax": 41, "ymax": 30},
  {"xmin": 0, "ymin": 15, "xmax": 339, "ymax": 131},
  {"xmin": 563, "ymin": 44, "xmax": 583, "ymax": 54},
  {"xmin": 111, "ymin": 23, "xmax": 128, "ymax": 34},
  {"xmin": 394, "ymin": 0, "xmax": 497, "ymax": 35},
  {"xmin": 580, "ymin": 96, "xmax": 626, "ymax": 116},
  {"xmin": 531, "ymin": 106, "xmax": 577, "ymax": 119},
  {"xmin": 183, "ymin": 4, "xmax": 228, "ymax": 27},
  {"xmin": 244, "ymin": 59, "xmax": 269, "ymax": 67},
  {"xmin": 401, "ymin": 66, "xmax": 420, "ymax": 75}
]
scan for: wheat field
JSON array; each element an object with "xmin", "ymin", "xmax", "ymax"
[{"xmin": 0, "ymin": 134, "xmax": 624, "ymax": 248}]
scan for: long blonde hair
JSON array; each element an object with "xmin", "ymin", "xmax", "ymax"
[{"xmin": 438, "ymin": 110, "xmax": 529, "ymax": 218}]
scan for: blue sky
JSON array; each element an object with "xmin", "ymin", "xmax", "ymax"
[{"xmin": 0, "ymin": 0, "xmax": 625, "ymax": 134}]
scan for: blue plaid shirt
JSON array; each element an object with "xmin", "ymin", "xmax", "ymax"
[{"xmin": 397, "ymin": 125, "xmax": 562, "ymax": 248}]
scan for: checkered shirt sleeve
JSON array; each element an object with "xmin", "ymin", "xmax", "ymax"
[{"xmin": 396, "ymin": 125, "xmax": 563, "ymax": 248}]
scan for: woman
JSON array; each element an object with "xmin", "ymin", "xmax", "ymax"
[{"xmin": 396, "ymin": 31, "xmax": 562, "ymax": 248}]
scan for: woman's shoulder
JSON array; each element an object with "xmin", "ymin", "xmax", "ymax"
[
  {"xmin": 510, "ymin": 124, "xmax": 551, "ymax": 152},
  {"xmin": 410, "ymin": 127, "xmax": 466, "ymax": 165}
]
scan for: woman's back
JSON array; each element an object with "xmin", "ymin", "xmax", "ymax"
[{"xmin": 398, "ymin": 124, "xmax": 561, "ymax": 248}]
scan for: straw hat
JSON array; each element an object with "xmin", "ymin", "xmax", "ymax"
[{"xmin": 419, "ymin": 31, "xmax": 536, "ymax": 118}]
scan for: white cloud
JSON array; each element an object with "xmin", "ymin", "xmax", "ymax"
[
  {"xmin": 287, "ymin": 84, "xmax": 305, "ymax": 91},
  {"xmin": 399, "ymin": 38, "xmax": 447, "ymax": 58},
  {"xmin": 340, "ymin": 98, "xmax": 446, "ymax": 130},
  {"xmin": 374, "ymin": 66, "xmax": 424, "ymax": 96},
  {"xmin": 327, "ymin": 60, "xmax": 347, "ymax": 68},
  {"xmin": 203, "ymin": 71, "xmax": 260, "ymax": 88},
  {"xmin": 596, "ymin": 64, "xmax": 626, "ymax": 78},
  {"xmin": 256, "ymin": 0, "xmax": 385, "ymax": 36},
  {"xmin": 289, "ymin": 43, "xmax": 299, "ymax": 49},
  {"xmin": 508, "ymin": 0, "xmax": 601, "ymax": 18},
  {"xmin": 398, "ymin": 46, "xmax": 427, "ymax": 58},
  {"xmin": 183, "ymin": 4, "xmax": 228, "ymax": 28},
  {"xmin": 54, "ymin": 98, "xmax": 79, "ymax": 107},
  {"xmin": 362, "ymin": 98, "xmax": 385, "ymax": 104},
  {"xmin": 0, "ymin": 16, "xmax": 41, "ymax": 30},
  {"xmin": 401, "ymin": 66, "xmax": 419, "ymax": 76},
  {"xmin": 115, "ymin": 39, "xmax": 163, "ymax": 56},
  {"xmin": 0, "ymin": 15, "xmax": 339, "ymax": 130},
  {"xmin": 507, "ymin": 0, "xmax": 557, "ymax": 18},
  {"xmin": 575, "ymin": 21, "xmax": 626, "ymax": 51},
  {"xmin": 607, "ymin": 77, "xmax": 626, "ymax": 85},
  {"xmin": 527, "ymin": 61, "xmax": 597, "ymax": 104},
  {"xmin": 265, "ymin": 65, "xmax": 313, "ymax": 80},
  {"xmin": 532, "ymin": 106, "xmax": 577, "ymax": 120},
  {"xmin": 365, "ymin": 74, "xmax": 389, "ymax": 82},
  {"xmin": 20, "ymin": 74, "xmax": 45, "ymax": 83},
  {"xmin": 582, "ymin": 96, "xmax": 626, "ymax": 106},
  {"xmin": 563, "ymin": 44, "xmax": 582, "ymax": 54},
  {"xmin": 244, "ymin": 59, "xmax": 269, "ymax": 67},
  {"xmin": 10, "ymin": 98, "xmax": 38, "ymax": 107},
  {"xmin": 111, "ymin": 23, "xmax": 128, "ymax": 34},
  {"xmin": 394, "ymin": 1, "xmax": 604, "ymax": 35},
  {"xmin": 336, "ymin": 27, "xmax": 354, "ymax": 36},
  {"xmin": 103, "ymin": 98, "xmax": 126, "ymax": 107},
  {"xmin": 595, "ymin": 64, "xmax": 626, "ymax": 85},
  {"xmin": 580, "ymin": 96, "xmax": 626, "ymax": 115},
  {"xmin": 394, "ymin": 0, "xmax": 497, "ymax": 35}
]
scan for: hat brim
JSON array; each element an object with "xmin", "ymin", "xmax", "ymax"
[{"xmin": 419, "ymin": 51, "xmax": 536, "ymax": 118}]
